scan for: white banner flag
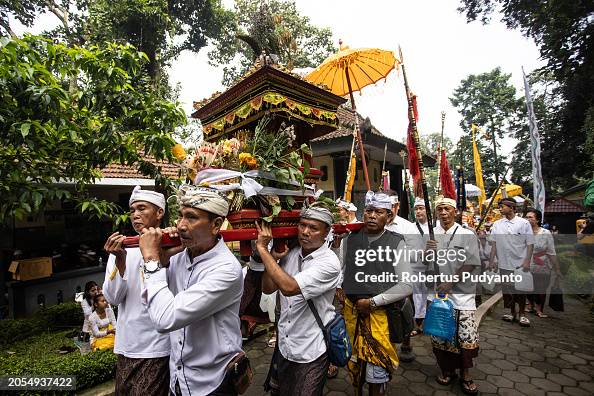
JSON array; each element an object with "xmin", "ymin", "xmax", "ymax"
[{"xmin": 523, "ymin": 67, "xmax": 546, "ymax": 219}]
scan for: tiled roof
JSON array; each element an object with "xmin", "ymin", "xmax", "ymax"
[
  {"xmin": 100, "ymin": 157, "xmax": 181, "ymax": 179},
  {"xmin": 545, "ymin": 198, "xmax": 585, "ymax": 213},
  {"xmin": 311, "ymin": 106, "xmax": 399, "ymax": 143}
]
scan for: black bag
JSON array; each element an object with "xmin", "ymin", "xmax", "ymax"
[
  {"xmin": 226, "ymin": 352, "xmax": 253, "ymax": 394},
  {"xmin": 548, "ymin": 287, "xmax": 564, "ymax": 312},
  {"xmin": 385, "ymin": 298, "xmax": 415, "ymax": 343}
]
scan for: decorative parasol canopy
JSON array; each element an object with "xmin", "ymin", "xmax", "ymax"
[
  {"xmin": 465, "ymin": 183, "xmax": 482, "ymax": 197},
  {"xmin": 485, "ymin": 184, "xmax": 524, "ymax": 202},
  {"xmin": 304, "ymin": 42, "xmax": 399, "ymax": 96}
]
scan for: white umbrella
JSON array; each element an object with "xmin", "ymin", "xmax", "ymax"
[{"xmin": 465, "ymin": 183, "xmax": 482, "ymax": 197}]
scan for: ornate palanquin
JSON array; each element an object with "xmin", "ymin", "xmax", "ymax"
[
  {"xmin": 191, "ymin": 57, "xmax": 348, "ymax": 254},
  {"xmin": 192, "ymin": 57, "xmax": 347, "ymax": 148}
]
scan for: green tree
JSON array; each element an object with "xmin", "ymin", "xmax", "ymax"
[
  {"xmin": 457, "ymin": 0, "xmax": 594, "ymax": 189},
  {"xmin": 1, "ymin": 1, "xmax": 232, "ymax": 89},
  {"xmin": 208, "ymin": 0, "xmax": 335, "ymax": 86},
  {"xmin": 0, "ymin": 35, "xmax": 186, "ymax": 224},
  {"xmin": 87, "ymin": 0, "xmax": 233, "ymax": 83},
  {"xmin": 450, "ymin": 67, "xmax": 525, "ymax": 190}
]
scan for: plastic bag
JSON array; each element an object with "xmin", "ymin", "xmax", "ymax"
[
  {"xmin": 514, "ymin": 268, "xmax": 534, "ymax": 292},
  {"xmin": 424, "ymin": 294, "xmax": 456, "ymax": 342},
  {"xmin": 259, "ymin": 291, "xmax": 277, "ymax": 323},
  {"xmin": 481, "ymin": 270, "xmax": 498, "ymax": 292}
]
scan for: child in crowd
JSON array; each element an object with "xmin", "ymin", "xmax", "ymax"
[{"xmin": 89, "ymin": 293, "xmax": 117, "ymax": 351}]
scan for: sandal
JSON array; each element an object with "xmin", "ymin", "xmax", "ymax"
[
  {"xmin": 410, "ymin": 328, "xmax": 423, "ymax": 337},
  {"xmin": 436, "ymin": 373, "xmax": 458, "ymax": 386},
  {"xmin": 535, "ymin": 311, "xmax": 548, "ymax": 318},
  {"xmin": 519, "ymin": 316, "xmax": 531, "ymax": 327},
  {"xmin": 461, "ymin": 378, "xmax": 479, "ymax": 395},
  {"xmin": 502, "ymin": 314, "xmax": 516, "ymax": 323},
  {"xmin": 327, "ymin": 364, "xmax": 338, "ymax": 379}
]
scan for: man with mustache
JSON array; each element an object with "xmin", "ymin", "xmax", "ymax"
[
  {"xmin": 139, "ymin": 187, "xmax": 244, "ymax": 396},
  {"xmin": 257, "ymin": 203, "xmax": 341, "ymax": 396},
  {"xmin": 102, "ymin": 186, "xmax": 171, "ymax": 395},
  {"xmin": 384, "ymin": 191, "xmax": 420, "ymax": 363},
  {"xmin": 339, "ymin": 191, "xmax": 413, "ymax": 396}
]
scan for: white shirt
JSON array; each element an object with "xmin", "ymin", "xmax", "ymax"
[
  {"xmin": 89, "ymin": 307, "xmax": 117, "ymax": 344},
  {"xmin": 277, "ymin": 243, "xmax": 341, "ymax": 363},
  {"xmin": 433, "ymin": 223, "xmax": 481, "ymax": 310},
  {"xmin": 386, "ymin": 215, "xmax": 424, "ymax": 272},
  {"xmin": 142, "ymin": 239, "xmax": 243, "ymax": 396},
  {"xmin": 80, "ymin": 298, "xmax": 93, "ymax": 333},
  {"xmin": 531, "ymin": 228, "xmax": 556, "ymax": 274},
  {"xmin": 385, "ymin": 215, "xmax": 418, "ymax": 236},
  {"xmin": 488, "ymin": 216, "xmax": 535, "ymax": 270},
  {"xmin": 103, "ymin": 248, "xmax": 170, "ymax": 358}
]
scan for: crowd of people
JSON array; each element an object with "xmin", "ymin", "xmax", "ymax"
[{"xmin": 79, "ymin": 184, "xmax": 565, "ymax": 396}]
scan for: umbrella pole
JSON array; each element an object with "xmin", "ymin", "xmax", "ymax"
[
  {"xmin": 476, "ymin": 163, "xmax": 513, "ymax": 230},
  {"xmin": 345, "ymin": 65, "xmax": 371, "ymax": 191},
  {"xmin": 399, "ymin": 47, "xmax": 434, "ymax": 239}
]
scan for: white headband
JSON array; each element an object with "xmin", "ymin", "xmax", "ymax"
[
  {"xmin": 435, "ymin": 196, "xmax": 457, "ymax": 209},
  {"xmin": 414, "ymin": 197, "xmax": 425, "ymax": 208},
  {"xmin": 365, "ymin": 191, "xmax": 393, "ymax": 210},
  {"xmin": 300, "ymin": 206, "xmax": 334, "ymax": 227},
  {"xmin": 177, "ymin": 185, "xmax": 229, "ymax": 217},
  {"xmin": 129, "ymin": 186, "xmax": 166, "ymax": 210}
]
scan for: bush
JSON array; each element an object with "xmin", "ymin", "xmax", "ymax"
[
  {"xmin": 0, "ymin": 302, "xmax": 84, "ymax": 346},
  {"xmin": 0, "ymin": 330, "xmax": 117, "ymax": 393}
]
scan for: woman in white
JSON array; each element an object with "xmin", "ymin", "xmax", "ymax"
[
  {"xmin": 79, "ymin": 281, "xmax": 99, "ymax": 342},
  {"xmin": 524, "ymin": 208, "xmax": 562, "ymax": 318},
  {"xmin": 88, "ymin": 293, "xmax": 117, "ymax": 351}
]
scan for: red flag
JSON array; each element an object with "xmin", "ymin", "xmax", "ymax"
[
  {"xmin": 406, "ymin": 95, "xmax": 420, "ymax": 183},
  {"xmin": 439, "ymin": 149, "xmax": 456, "ymax": 199}
]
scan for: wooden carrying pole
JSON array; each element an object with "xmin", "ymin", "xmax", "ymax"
[{"xmin": 399, "ymin": 46, "xmax": 434, "ymax": 239}]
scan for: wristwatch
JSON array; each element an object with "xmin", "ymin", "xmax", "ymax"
[{"xmin": 143, "ymin": 259, "xmax": 162, "ymax": 275}]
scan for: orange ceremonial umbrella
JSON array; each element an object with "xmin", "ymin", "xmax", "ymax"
[{"xmin": 305, "ymin": 41, "xmax": 399, "ymax": 198}]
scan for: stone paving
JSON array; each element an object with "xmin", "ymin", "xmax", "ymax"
[{"xmin": 243, "ymin": 296, "xmax": 594, "ymax": 395}]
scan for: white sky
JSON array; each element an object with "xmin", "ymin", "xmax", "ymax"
[{"xmin": 12, "ymin": 0, "xmax": 543, "ymax": 158}]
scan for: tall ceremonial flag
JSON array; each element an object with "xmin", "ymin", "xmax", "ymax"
[
  {"xmin": 439, "ymin": 150, "xmax": 457, "ymax": 199},
  {"xmin": 471, "ymin": 124, "xmax": 487, "ymax": 209},
  {"xmin": 523, "ymin": 68, "xmax": 545, "ymax": 218},
  {"xmin": 406, "ymin": 95, "xmax": 421, "ymax": 186}
]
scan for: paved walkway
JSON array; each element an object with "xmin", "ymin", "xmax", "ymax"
[{"xmin": 243, "ymin": 295, "xmax": 594, "ymax": 395}]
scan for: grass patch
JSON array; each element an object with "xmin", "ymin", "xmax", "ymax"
[{"xmin": 0, "ymin": 330, "xmax": 117, "ymax": 394}]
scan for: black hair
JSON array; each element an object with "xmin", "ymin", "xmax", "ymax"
[
  {"xmin": 92, "ymin": 293, "xmax": 105, "ymax": 309},
  {"xmin": 525, "ymin": 207, "xmax": 542, "ymax": 226},
  {"xmin": 84, "ymin": 281, "xmax": 98, "ymax": 305}
]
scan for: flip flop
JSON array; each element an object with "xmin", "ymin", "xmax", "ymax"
[
  {"xmin": 535, "ymin": 312, "xmax": 548, "ymax": 318},
  {"xmin": 436, "ymin": 373, "xmax": 458, "ymax": 386},
  {"xmin": 410, "ymin": 328, "xmax": 423, "ymax": 337},
  {"xmin": 502, "ymin": 314, "xmax": 516, "ymax": 323},
  {"xmin": 461, "ymin": 378, "xmax": 479, "ymax": 395},
  {"xmin": 326, "ymin": 364, "xmax": 338, "ymax": 379}
]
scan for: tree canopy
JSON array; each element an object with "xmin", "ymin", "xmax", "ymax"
[
  {"xmin": 449, "ymin": 67, "xmax": 524, "ymax": 191},
  {"xmin": 457, "ymin": 0, "xmax": 594, "ymax": 191},
  {"xmin": 0, "ymin": 35, "xmax": 186, "ymax": 224},
  {"xmin": 208, "ymin": 0, "xmax": 335, "ymax": 86}
]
